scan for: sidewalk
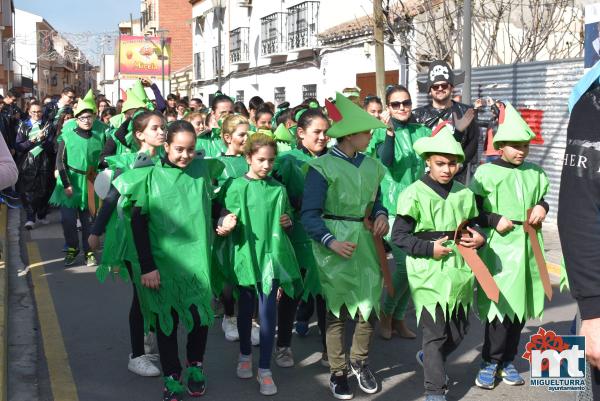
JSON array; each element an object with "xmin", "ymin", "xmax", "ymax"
[{"xmin": 542, "ymin": 222, "xmax": 563, "ymax": 280}]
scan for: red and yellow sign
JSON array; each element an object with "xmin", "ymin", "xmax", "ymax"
[{"xmin": 118, "ymin": 35, "xmax": 171, "ymax": 78}]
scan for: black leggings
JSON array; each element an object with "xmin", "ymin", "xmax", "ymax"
[
  {"xmin": 296, "ymin": 294, "xmax": 327, "ymax": 350},
  {"xmin": 277, "ymin": 293, "xmax": 298, "ymax": 347},
  {"xmin": 157, "ymin": 305, "xmax": 208, "ymax": 377},
  {"xmin": 125, "ymin": 262, "xmax": 145, "ymax": 358}
]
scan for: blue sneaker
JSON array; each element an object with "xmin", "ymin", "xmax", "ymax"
[
  {"xmin": 499, "ymin": 362, "xmax": 525, "ymax": 386},
  {"xmin": 416, "ymin": 350, "xmax": 424, "ymax": 367},
  {"xmin": 295, "ymin": 321, "xmax": 309, "ymax": 337},
  {"xmin": 425, "ymin": 395, "xmax": 447, "ymax": 401},
  {"xmin": 475, "ymin": 361, "xmax": 498, "ymax": 389}
]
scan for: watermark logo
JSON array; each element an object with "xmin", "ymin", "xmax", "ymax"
[{"xmin": 522, "ymin": 327, "xmax": 586, "ymax": 392}]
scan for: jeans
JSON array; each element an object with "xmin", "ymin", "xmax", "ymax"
[{"xmin": 60, "ymin": 207, "xmax": 91, "ymax": 252}]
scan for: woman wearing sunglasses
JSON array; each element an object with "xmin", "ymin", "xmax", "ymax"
[{"xmin": 366, "ymin": 84, "xmax": 431, "ymax": 341}]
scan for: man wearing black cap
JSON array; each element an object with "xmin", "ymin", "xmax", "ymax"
[{"xmin": 411, "ymin": 60, "xmax": 479, "ymax": 184}]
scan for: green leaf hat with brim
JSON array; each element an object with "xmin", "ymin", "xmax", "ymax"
[
  {"xmin": 492, "ymin": 101, "xmax": 536, "ymax": 149},
  {"xmin": 413, "ymin": 120, "xmax": 465, "ymax": 163},
  {"xmin": 324, "ymin": 92, "xmax": 387, "ymax": 138},
  {"xmin": 73, "ymin": 89, "xmax": 97, "ymax": 117}
]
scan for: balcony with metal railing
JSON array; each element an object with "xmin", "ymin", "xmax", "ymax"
[
  {"xmin": 230, "ymin": 27, "xmax": 250, "ymax": 64},
  {"xmin": 287, "ymin": 1, "xmax": 319, "ymax": 51},
  {"xmin": 260, "ymin": 12, "xmax": 287, "ymax": 56}
]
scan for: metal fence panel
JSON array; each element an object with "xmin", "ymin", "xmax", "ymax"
[{"xmin": 417, "ymin": 58, "xmax": 584, "ymax": 222}]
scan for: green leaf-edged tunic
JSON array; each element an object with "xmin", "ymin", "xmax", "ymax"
[
  {"xmin": 113, "ymin": 157, "xmax": 224, "ymax": 335},
  {"xmin": 221, "ymin": 176, "xmax": 302, "ymax": 297},
  {"xmin": 470, "ymin": 161, "xmax": 549, "ymax": 322},
  {"xmin": 396, "ymin": 179, "xmax": 478, "ymax": 323},
  {"xmin": 273, "ymin": 149, "xmax": 321, "ymax": 299},
  {"xmin": 308, "ymin": 154, "xmax": 385, "ymax": 320},
  {"xmin": 49, "ymin": 119, "xmax": 105, "ymax": 210},
  {"xmin": 196, "ymin": 128, "xmax": 227, "ymax": 158}
]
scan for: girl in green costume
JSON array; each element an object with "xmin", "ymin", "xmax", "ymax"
[
  {"xmin": 392, "ymin": 123, "xmax": 485, "ymax": 401},
  {"xmin": 211, "ymin": 114, "xmax": 250, "ymax": 344},
  {"xmin": 301, "ymin": 92, "xmax": 389, "ymax": 399},
  {"xmin": 50, "ymin": 93, "xmax": 105, "ymax": 267},
  {"xmin": 470, "ymin": 102, "xmax": 549, "ymax": 390},
  {"xmin": 115, "ymin": 121, "xmax": 224, "ymax": 401},
  {"xmin": 366, "ymin": 85, "xmax": 431, "ymax": 340},
  {"xmin": 271, "ymin": 109, "xmax": 330, "ymax": 368},
  {"xmin": 88, "ymin": 111, "xmax": 165, "ymax": 378},
  {"xmin": 217, "ymin": 134, "xmax": 301, "ymax": 396}
]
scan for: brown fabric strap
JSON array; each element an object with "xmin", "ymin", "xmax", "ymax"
[
  {"xmin": 373, "ymin": 234, "xmax": 395, "ymax": 297},
  {"xmin": 86, "ymin": 169, "xmax": 97, "ymax": 217},
  {"xmin": 524, "ymin": 209, "xmax": 553, "ymax": 301},
  {"xmin": 455, "ymin": 221, "xmax": 500, "ymax": 303}
]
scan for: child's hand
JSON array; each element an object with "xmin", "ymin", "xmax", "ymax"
[
  {"xmin": 432, "ymin": 236, "xmax": 452, "ymax": 260},
  {"xmin": 280, "ymin": 214, "xmax": 292, "ymax": 228},
  {"xmin": 528, "ymin": 205, "xmax": 546, "ymax": 226},
  {"xmin": 329, "ymin": 240, "xmax": 357, "ymax": 259},
  {"xmin": 495, "ymin": 216, "xmax": 514, "ymax": 234},
  {"xmin": 88, "ymin": 234, "xmax": 101, "ymax": 251},
  {"xmin": 459, "ymin": 227, "xmax": 485, "ymax": 249},
  {"xmin": 277, "ymin": 287, "xmax": 283, "ymax": 302},
  {"xmin": 217, "ymin": 213, "xmax": 237, "ymax": 236},
  {"xmin": 141, "ymin": 270, "xmax": 160, "ymax": 289},
  {"xmin": 64, "ymin": 186, "xmax": 73, "ymax": 198},
  {"xmin": 372, "ymin": 214, "xmax": 389, "ymax": 237}
]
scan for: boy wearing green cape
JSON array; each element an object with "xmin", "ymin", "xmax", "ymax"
[
  {"xmin": 392, "ymin": 122, "xmax": 485, "ymax": 401},
  {"xmin": 50, "ymin": 89, "xmax": 106, "ymax": 266},
  {"xmin": 470, "ymin": 102, "xmax": 550, "ymax": 389},
  {"xmin": 301, "ymin": 92, "xmax": 389, "ymax": 399}
]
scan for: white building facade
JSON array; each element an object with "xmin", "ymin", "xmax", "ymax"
[{"xmin": 191, "ymin": 0, "xmax": 408, "ymax": 106}]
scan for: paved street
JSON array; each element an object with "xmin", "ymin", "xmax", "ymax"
[{"xmin": 16, "ymin": 209, "xmax": 578, "ymax": 401}]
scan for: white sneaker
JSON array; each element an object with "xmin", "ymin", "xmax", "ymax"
[
  {"xmin": 274, "ymin": 346, "xmax": 294, "ymax": 368},
  {"xmin": 144, "ymin": 332, "xmax": 158, "ymax": 354},
  {"xmin": 37, "ymin": 217, "xmax": 50, "ymax": 225},
  {"xmin": 237, "ymin": 355, "xmax": 253, "ymax": 379},
  {"xmin": 127, "ymin": 354, "xmax": 160, "ymax": 377},
  {"xmin": 24, "ymin": 220, "xmax": 34, "ymax": 230},
  {"xmin": 222, "ymin": 316, "xmax": 239, "ymax": 342},
  {"xmin": 257, "ymin": 369, "xmax": 278, "ymax": 395},
  {"xmin": 251, "ymin": 322, "xmax": 260, "ymax": 346}
]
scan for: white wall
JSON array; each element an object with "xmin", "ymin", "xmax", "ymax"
[{"xmin": 14, "ymin": 9, "xmax": 42, "ymax": 84}]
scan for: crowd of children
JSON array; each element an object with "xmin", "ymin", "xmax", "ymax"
[{"xmin": 40, "ymin": 67, "xmax": 553, "ymax": 401}]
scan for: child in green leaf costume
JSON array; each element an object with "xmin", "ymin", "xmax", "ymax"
[
  {"xmin": 470, "ymin": 101, "xmax": 549, "ymax": 389},
  {"xmin": 211, "ymin": 114, "xmax": 249, "ymax": 344},
  {"xmin": 217, "ymin": 133, "xmax": 301, "ymax": 396},
  {"xmin": 50, "ymin": 90, "xmax": 105, "ymax": 267},
  {"xmin": 301, "ymin": 92, "xmax": 389, "ymax": 399},
  {"xmin": 271, "ymin": 108, "xmax": 330, "ymax": 368},
  {"xmin": 365, "ymin": 85, "xmax": 430, "ymax": 340},
  {"xmin": 392, "ymin": 122, "xmax": 486, "ymax": 401},
  {"xmin": 88, "ymin": 111, "xmax": 166, "ymax": 377},
  {"xmin": 115, "ymin": 121, "xmax": 224, "ymax": 400}
]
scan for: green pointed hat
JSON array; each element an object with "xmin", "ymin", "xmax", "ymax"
[
  {"xmin": 73, "ymin": 89, "xmax": 97, "ymax": 116},
  {"xmin": 273, "ymin": 123, "xmax": 293, "ymax": 143},
  {"xmin": 492, "ymin": 102, "xmax": 536, "ymax": 149},
  {"xmin": 324, "ymin": 92, "xmax": 386, "ymax": 138},
  {"xmin": 122, "ymin": 89, "xmax": 148, "ymax": 113},
  {"xmin": 131, "ymin": 80, "xmax": 149, "ymax": 102},
  {"xmin": 413, "ymin": 121, "xmax": 465, "ymax": 162}
]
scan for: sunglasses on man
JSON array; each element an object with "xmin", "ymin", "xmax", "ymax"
[{"xmin": 431, "ymin": 83, "xmax": 450, "ymax": 91}]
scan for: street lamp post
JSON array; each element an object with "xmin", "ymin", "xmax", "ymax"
[
  {"xmin": 146, "ymin": 29, "xmax": 169, "ymax": 96},
  {"xmin": 212, "ymin": 0, "xmax": 224, "ymax": 92},
  {"xmin": 30, "ymin": 62, "xmax": 37, "ymax": 97}
]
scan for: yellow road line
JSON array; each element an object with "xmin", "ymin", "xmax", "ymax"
[
  {"xmin": 547, "ymin": 262, "xmax": 561, "ymax": 277},
  {"xmin": 27, "ymin": 241, "xmax": 79, "ymax": 401}
]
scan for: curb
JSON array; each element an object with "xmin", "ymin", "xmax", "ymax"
[
  {"xmin": 0, "ymin": 205, "xmax": 8, "ymax": 401},
  {"xmin": 547, "ymin": 261, "xmax": 561, "ymax": 278}
]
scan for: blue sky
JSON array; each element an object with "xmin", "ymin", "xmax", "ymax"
[{"xmin": 15, "ymin": 0, "xmax": 140, "ymax": 64}]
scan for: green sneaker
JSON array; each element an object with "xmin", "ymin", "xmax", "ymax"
[
  {"xmin": 184, "ymin": 361, "xmax": 206, "ymax": 396},
  {"xmin": 162, "ymin": 374, "xmax": 185, "ymax": 401},
  {"xmin": 64, "ymin": 248, "xmax": 80, "ymax": 266},
  {"xmin": 85, "ymin": 252, "xmax": 97, "ymax": 267}
]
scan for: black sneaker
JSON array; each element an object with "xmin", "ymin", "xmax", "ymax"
[
  {"xmin": 184, "ymin": 361, "xmax": 206, "ymax": 396},
  {"xmin": 350, "ymin": 360, "xmax": 378, "ymax": 394},
  {"xmin": 329, "ymin": 372, "xmax": 353, "ymax": 400},
  {"xmin": 162, "ymin": 374, "xmax": 185, "ymax": 401}
]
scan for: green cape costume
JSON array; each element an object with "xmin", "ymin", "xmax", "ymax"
[
  {"xmin": 96, "ymin": 152, "xmax": 157, "ymax": 283},
  {"xmin": 211, "ymin": 154, "xmax": 249, "ymax": 294},
  {"xmin": 397, "ymin": 179, "xmax": 478, "ymax": 323},
  {"xmin": 49, "ymin": 119, "xmax": 105, "ymax": 210},
  {"xmin": 470, "ymin": 161, "xmax": 549, "ymax": 322},
  {"xmin": 113, "ymin": 157, "xmax": 224, "ymax": 335},
  {"xmin": 221, "ymin": 176, "xmax": 302, "ymax": 296},
  {"xmin": 196, "ymin": 128, "xmax": 227, "ymax": 158},
  {"xmin": 273, "ymin": 148, "xmax": 321, "ymax": 299},
  {"xmin": 309, "ymin": 154, "xmax": 385, "ymax": 320}
]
